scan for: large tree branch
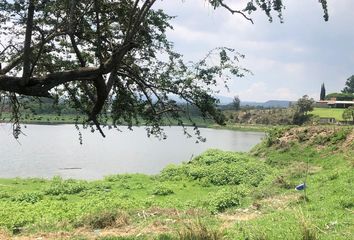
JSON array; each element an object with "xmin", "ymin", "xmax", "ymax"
[
  {"xmin": 69, "ymin": 0, "xmax": 86, "ymax": 67},
  {"xmin": 0, "ymin": 67, "xmax": 100, "ymax": 97},
  {"xmin": 94, "ymin": 0, "xmax": 103, "ymax": 64},
  {"xmin": 22, "ymin": 0, "xmax": 36, "ymax": 85}
]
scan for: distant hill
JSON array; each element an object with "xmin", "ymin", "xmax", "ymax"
[
  {"xmin": 220, "ymin": 99, "xmax": 294, "ymax": 109},
  {"xmin": 151, "ymin": 95, "xmax": 293, "ymax": 108}
]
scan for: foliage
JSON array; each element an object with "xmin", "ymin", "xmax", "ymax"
[
  {"xmin": 232, "ymin": 96, "xmax": 241, "ymax": 111},
  {"xmin": 79, "ymin": 210, "xmax": 129, "ymax": 229},
  {"xmin": 342, "ymin": 106, "xmax": 354, "ymax": 123},
  {"xmin": 295, "ymin": 95, "xmax": 314, "ymax": 115},
  {"xmin": 159, "ymin": 149, "xmax": 271, "ymax": 187},
  {"xmin": 325, "ymin": 92, "xmax": 354, "ymax": 101},
  {"xmin": 320, "ymin": 83, "xmax": 326, "ymax": 101},
  {"xmin": 264, "ymin": 127, "xmax": 289, "ymax": 147},
  {"xmin": 292, "ymin": 95, "xmax": 315, "ymax": 125},
  {"xmin": 342, "ymin": 75, "xmax": 354, "ymax": 94},
  {"xmin": 12, "ymin": 192, "xmax": 43, "ymax": 204},
  {"xmin": 44, "ymin": 176, "xmax": 88, "ymax": 195},
  {"xmin": 0, "ymin": 0, "xmax": 329, "ymax": 139},
  {"xmin": 226, "ymin": 108, "xmax": 296, "ymax": 125},
  {"xmin": 208, "ymin": 186, "xmax": 247, "ymax": 213},
  {"xmin": 151, "ymin": 185, "xmax": 174, "ymax": 196},
  {"xmin": 177, "ymin": 219, "xmax": 223, "ymax": 240}
]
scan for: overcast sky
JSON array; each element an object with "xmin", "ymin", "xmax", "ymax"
[{"xmin": 154, "ymin": 0, "xmax": 354, "ymax": 102}]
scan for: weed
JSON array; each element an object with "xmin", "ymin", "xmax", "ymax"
[
  {"xmin": 12, "ymin": 192, "xmax": 43, "ymax": 204},
  {"xmin": 297, "ymin": 210, "xmax": 318, "ymax": 240},
  {"xmin": 208, "ymin": 186, "xmax": 247, "ymax": 213},
  {"xmin": 44, "ymin": 177, "xmax": 87, "ymax": 195},
  {"xmin": 273, "ymin": 175, "xmax": 292, "ymax": 189},
  {"xmin": 79, "ymin": 210, "xmax": 129, "ymax": 229},
  {"xmin": 339, "ymin": 197, "xmax": 354, "ymax": 209},
  {"xmin": 177, "ymin": 219, "xmax": 222, "ymax": 240},
  {"xmin": 152, "ymin": 185, "xmax": 174, "ymax": 196}
]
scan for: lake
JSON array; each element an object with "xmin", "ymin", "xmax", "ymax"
[{"xmin": 0, "ymin": 124, "xmax": 265, "ymax": 179}]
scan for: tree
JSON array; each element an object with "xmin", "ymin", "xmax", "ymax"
[
  {"xmin": 233, "ymin": 96, "xmax": 241, "ymax": 111},
  {"xmin": 342, "ymin": 106, "xmax": 354, "ymax": 123},
  {"xmin": 320, "ymin": 83, "xmax": 326, "ymax": 100},
  {"xmin": 296, "ymin": 95, "xmax": 315, "ymax": 115},
  {"xmin": 0, "ymin": 0, "xmax": 329, "ymax": 139},
  {"xmin": 292, "ymin": 95, "xmax": 315, "ymax": 125},
  {"xmin": 342, "ymin": 75, "xmax": 354, "ymax": 94}
]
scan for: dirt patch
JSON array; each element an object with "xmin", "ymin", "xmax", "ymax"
[
  {"xmin": 218, "ymin": 209, "xmax": 260, "ymax": 229},
  {"xmin": 219, "ymin": 211, "xmax": 259, "ymax": 222},
  {"xmin": 343, "ymin": 129, "xmax": 354, "ymax": 148},
  {"xmin": 260, "ymin": 193, "xmax": 299, "ymax": 210}
]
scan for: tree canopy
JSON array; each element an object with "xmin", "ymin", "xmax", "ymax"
[
  {"xmin": 342, "ymin": 106, "xmax": 354, "ymax": 123},
  {"xmin": 342, "ymin": 75, "xmax": 354, "ymax": 94},
  {"xmin": 0, "ymin": 0, "xmax": 329, "ymax": 139},
  {"xmin": 320, "ymin": 83, "xmax": 326, "ymax": 101},
  {"xmin": 232, "ymin": 96, "xmax": 241, "ymax": 111}
]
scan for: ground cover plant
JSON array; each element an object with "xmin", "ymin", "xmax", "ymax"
[{"xmin": 0, "ymin": 126, "xmax": 353, "ymax": 239}]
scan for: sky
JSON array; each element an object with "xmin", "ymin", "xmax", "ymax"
[{"xmin": 154, "ymin": 0, "xmax": 354, "ymax": 102}]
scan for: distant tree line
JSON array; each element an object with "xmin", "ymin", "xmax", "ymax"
[
  {"xmin": 226, "ymin": 95, "xmax": 314, "ymax": 125},
  {"xmin": 321, "ymin": 75, "xmax": 354, "ymax": 101}
]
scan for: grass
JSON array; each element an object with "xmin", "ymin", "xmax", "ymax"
[
  {"xmin": 0, "ymin": 126, "xmax": 353, "ymax": 239},
  {"xmin": 310, "ymin": 108, "xmax": 345, "ymax": 121}
]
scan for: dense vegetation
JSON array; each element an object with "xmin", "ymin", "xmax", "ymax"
[
  {"xmin": 2, "ymin": 0, "xmax": 328, "ymax": 138},
  {"xmin": 0, "ymin": 125, "xmax": 353, "ymax": 239},
  {"xmin": 325, "ymin": 93, "xmax": 354, "ymax": 101}
]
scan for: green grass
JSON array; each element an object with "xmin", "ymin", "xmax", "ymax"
[
  {"xmin": 0, "ymin": 126, "xmax": 353, "ymax": 239},
  {"xmin": 311, "ymin": 108, "xmax": 345, "ymax": 121}
]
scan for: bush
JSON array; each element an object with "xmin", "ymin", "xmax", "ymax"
[
  {"xmin": 208, "ymin": 186, "xmax": 247, "ymax": 213},
  {"xmin": 160, "ymin": 150, "xmax": 272, "ymax": 187},
  {"xmin": 152, "ymin": 185, "xmax": 174, "ymax": 196},
  {"xmin": 159, "ymin": 164, "xmax": 187, "ymax": 181},
  {"xmin": 265, "ymin": 127, "xmax": 289, "ymax": 147},
  {"xmin": 178, "ymin": 220, "xmax": 223, "ymax": 240},
  {"xmin": 44, "ymin": 176, "xmax": 88, "ymax": 195},
  {"xmin": 12, "ymin": 192, "xmax": 43, "ymax": 204},
  {"xmin": 79, "ymin": 210, "xmax": 129, "ymax": 229}
]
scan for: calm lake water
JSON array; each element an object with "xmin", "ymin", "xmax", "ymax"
[{"xmin": 0, "ymin": 124, "xmax": 264, "ymax": 179}]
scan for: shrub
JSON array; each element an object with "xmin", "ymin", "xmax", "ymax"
[
  {"xmin": 208, "ymin": 186, "xmax": 247, "ymax": 213},
  {"xmin": 339, "ymin": 197, "xmax": 354, "ymax": 209},
  {"xmin": 265, "ymin": 127, "xmax": 289, "ymax": 147},
  {"xmin": 152, "ymin": 185, "xmax": 174, "ymax": 196},
  {"xmin": 178, "ymin": 220, "xmax": 223, "ymax": 240},
  {"xmin": 297, "ymin": 210, "xmax": 318, "ymax": 240},
  {"xmin": 80, "ymin": 210, "xmax": 129, "ymax": 229},
  {"xmin": 330, "ymin": 128, "xmax": 350, "ymax": 144},
  {"xmin": 12, "ymin": 192, "xmax": 43, "ymax": 204},
  {"xmin": 160, "ymin": 150, "xmax": 272, "ymax": 187},
  {"xmin": 44, "ymin": 176, "xmax": 87, "ymax": 195},
  {"xmin": 159, "ymin": 164, "xmax": 187, "ymax": 181}
]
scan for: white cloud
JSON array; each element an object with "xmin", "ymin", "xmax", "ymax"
[
  {"xmin": 225, "ymin": 82, "xmax": 298, "ymax": 102},
  {"xmin": 156, "ymin": 0, "xmax": 354, "ymax": 102}
]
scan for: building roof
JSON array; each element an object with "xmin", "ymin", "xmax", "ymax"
[{"xmin": 327, "ymin": 101, "xmax": 354, "ymax": 105}]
